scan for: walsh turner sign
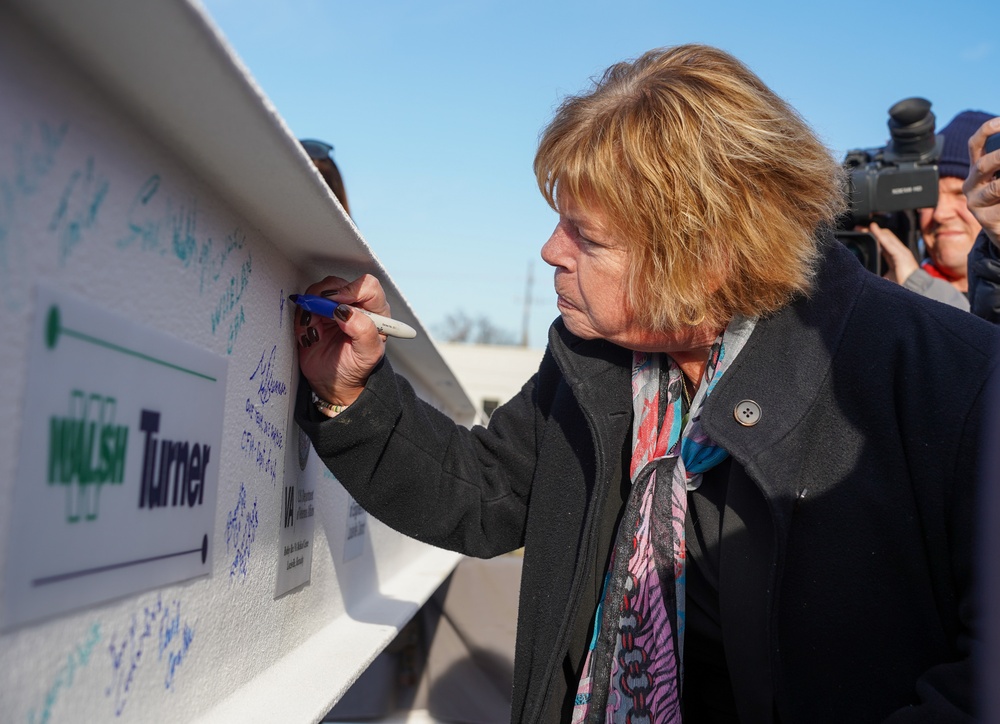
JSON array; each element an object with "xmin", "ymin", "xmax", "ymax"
[{"xmin": 2, "ymin": 285, "xmax": 227, "ymax": 630}]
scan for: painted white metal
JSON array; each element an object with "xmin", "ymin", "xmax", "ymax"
[
  {"xmin": 0, "ymin": 1, "xmax": 470, "ymax": 721},
  {"xmin": 6, "ymin": 0, "xmax": 475, "ymax": 421}
]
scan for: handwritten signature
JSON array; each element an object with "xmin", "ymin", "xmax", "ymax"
[
  {"xmin": 249, "ymin": 345, "xmax": 288, "ymax": 406},
  {"xmin": 225, "ymin": 483, "xmax": 259, "ymax": 580},
  {"xmin": 0, "ymin": 120, "xmax": 69, "ymax": 310},
  {"xmin": 106, "ymin": 595, "xmax": 196, "ymax": 716},
  {"xmin": 27, "ymin": 622, "xmax": 101, "ymax": 724}
]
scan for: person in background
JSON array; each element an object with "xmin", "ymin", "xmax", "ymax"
[
  {"xmin": 964, "ymin": 115, "xmax": 1000, "ymax": 322},
  {"xmin": 300, "ymin": 139, "xmax": 350, "ymax": 216},
  {"xmin": 295, "ymin": 45, "xmax": 997, "ymax": 722},
  {"xmin": 867, "ymin": 110, "xmax": 995, "ymax": 310}
]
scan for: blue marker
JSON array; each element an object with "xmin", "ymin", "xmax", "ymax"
[{"xmin": 288, "ymin": 294, "xmax": 417, "ymax": 339}]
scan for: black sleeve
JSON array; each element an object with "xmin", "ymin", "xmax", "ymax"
[
  {"xmin": 968, "ymin": 230, "xmax": 1000, "ymax": 324},
  {"xmin": 295, "ymin": 355, "xmax": 544, "ymax": 558}
]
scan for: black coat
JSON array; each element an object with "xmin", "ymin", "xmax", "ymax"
[
  {"xmin": 969, "ymin": 230, "xmax": 1000, "ymax": 323},
  {"xmin": 298, "ymin": 239, "xmax": 999, "ymax": 723}
]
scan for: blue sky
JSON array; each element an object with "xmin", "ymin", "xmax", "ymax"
[{"xmin": 199, "ymin": 0, "xmax": 996, "ymax": 348}]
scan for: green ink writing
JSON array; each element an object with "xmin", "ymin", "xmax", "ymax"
[
  {"xmin": 210, "ymin": 251, "xmax": 252, "ymax": 334},
  {"xmin": 27, "ymin": 622, "xmax": 101, "ymax": 724}
]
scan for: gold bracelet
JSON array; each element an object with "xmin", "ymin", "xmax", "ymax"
[{"xmin": 312, "ymin": 391, "xmax": 347, "ymax": 416}]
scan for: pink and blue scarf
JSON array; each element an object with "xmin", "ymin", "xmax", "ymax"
[{"xmin": 572, "ymin": 316, "xmax": 756, "ymax": 723}]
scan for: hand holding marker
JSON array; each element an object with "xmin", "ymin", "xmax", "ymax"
[{"xmin": 289, "ymin": 293, "xmax": 417, "ymax": 339}]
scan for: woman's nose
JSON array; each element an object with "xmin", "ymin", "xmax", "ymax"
[{"xmin": 541, "ymin": 225, "xmax": 571, "ymax": 269}]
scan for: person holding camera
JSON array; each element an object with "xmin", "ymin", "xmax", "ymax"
[
  {"xmin": 295, "ymin": 45, "xmax": 997, "ymax": 723},
  {"xmin": 867, "ymin": 110, "xmax": 994, "ymax": 310},
  {"xmin": 964, "ymin": 116, "xmax": 1000, "ymax": 322}
]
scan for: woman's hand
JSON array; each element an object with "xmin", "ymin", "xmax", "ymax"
[
  {"xmin": 964, "ymin": 116, "xmax": 1000, "ymax": 249},
  {"xmin": 295, "ymin": 274, "xmax": 390, "ymax": 408}
]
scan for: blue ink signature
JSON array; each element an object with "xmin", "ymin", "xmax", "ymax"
[
  {"xmin": 241, "ymin": 428, "xmax": 279, "ymax": 485},
  {"xmin": 245, "ymin": 397, "xmax": 284, "ymax": 449},
  {"xmin": 158, "ymin": 602, "xmax": 195, "ymax": 690},
  {"xmin": 249, "ymin": 345, "xmax": 288, "ymax": 406},
  {"xmin": 225, "ymin": 483, "xmax": 259, "ymax": 580},
  {"xmin": 242, "ymin": 347, "xmax": 285, "ymax": 485},
  {"xmin": 106, "ymin": 596, "xmax": 196, "ymax": 715}
]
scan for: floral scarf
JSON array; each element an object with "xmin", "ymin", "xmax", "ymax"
[{"xmin": 572, "ymin": 316, "xmax": 756, "ymax": 723}]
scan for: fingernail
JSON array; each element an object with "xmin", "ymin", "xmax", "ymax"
[
  {"xmin": 321, "ymin": 289, "xmax": 341, "ymax": 298},
  {"xmin": 334, "ymin": 305, "xmax": 352, "ymax": 322},
  {"xmin": 307, "ymin": 326, "xmax": 319, "ymax": 343},
  {"xmin": 300, "ymin": 311, "xmax": 312, "ymax": 326},
  {"xmin": 299, "ymin": 334, "xmax": 311, "ymax": 347}
]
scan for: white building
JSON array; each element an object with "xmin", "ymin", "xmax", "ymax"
[{"xmin": 436, "ymin": 342, "xmax": 546, "ymax": 426}]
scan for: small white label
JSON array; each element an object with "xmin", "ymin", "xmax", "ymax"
[{"xmin": 343, "ymin": 496, "xmax": 368, "ymax": 562}]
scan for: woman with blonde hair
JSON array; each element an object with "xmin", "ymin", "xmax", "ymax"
[{"xmin": 295, "ymin": 45, "xmax": 995, "ymax": 722}]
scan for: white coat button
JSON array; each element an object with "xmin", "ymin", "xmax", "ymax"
[{"xmin": 734, "ymin": 400, "xmax": 762, "ymax": 426}]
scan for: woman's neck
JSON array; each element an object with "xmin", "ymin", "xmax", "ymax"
[{"xmin": 671, "ymin": 347, "xmax": 715, "ymax": 393}]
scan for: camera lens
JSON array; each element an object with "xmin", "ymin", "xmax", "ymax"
[{"xmin": 887, "ymin": 97, "xmax": 937, "ymax": 159}]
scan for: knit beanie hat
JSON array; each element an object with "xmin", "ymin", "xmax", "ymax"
[{"xmin": 938, "ymin": 110, "xmax": 995, "ymax": 178}]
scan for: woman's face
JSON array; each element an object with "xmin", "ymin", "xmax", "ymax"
[{"xmin": 540, "ymin": 197, "xmax": 720, "ymax": 355}]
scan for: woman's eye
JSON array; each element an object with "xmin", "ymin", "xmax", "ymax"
[
  {"xmin": 561, "ymin": 217, "xmax": 604, "ymax": 249},
  {"xmin": 571, "ymin": 225, "xmax": 595, "ymax": 245},
  {"xmin": 579, "ymin": 231, "xmax": 605, "ymax": 249}
]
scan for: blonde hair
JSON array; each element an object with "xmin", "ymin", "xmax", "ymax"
[{"xmin": 535, "ymin": 44, "xmax": 845, "ymax": 331}]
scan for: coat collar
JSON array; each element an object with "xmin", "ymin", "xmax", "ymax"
[
  {"xmin": 545, "ymin": 234, "xmax": 871, "ymax": 507},
  {"xmin": 547, "ymin": 318, "xmax": 633, "ymax": 421},
  {"xmin": 701, "ymin": 236, "xmax": 870, "ymax": 505}
]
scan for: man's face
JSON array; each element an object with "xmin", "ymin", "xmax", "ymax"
[{"xmin": 919, "ymin": 176, "xmax": 983, "ymax": 287}]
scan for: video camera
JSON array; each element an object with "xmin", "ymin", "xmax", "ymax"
[{"xmin": 836, "ymin": 97, "xmax": 944, "ymax": 274}]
